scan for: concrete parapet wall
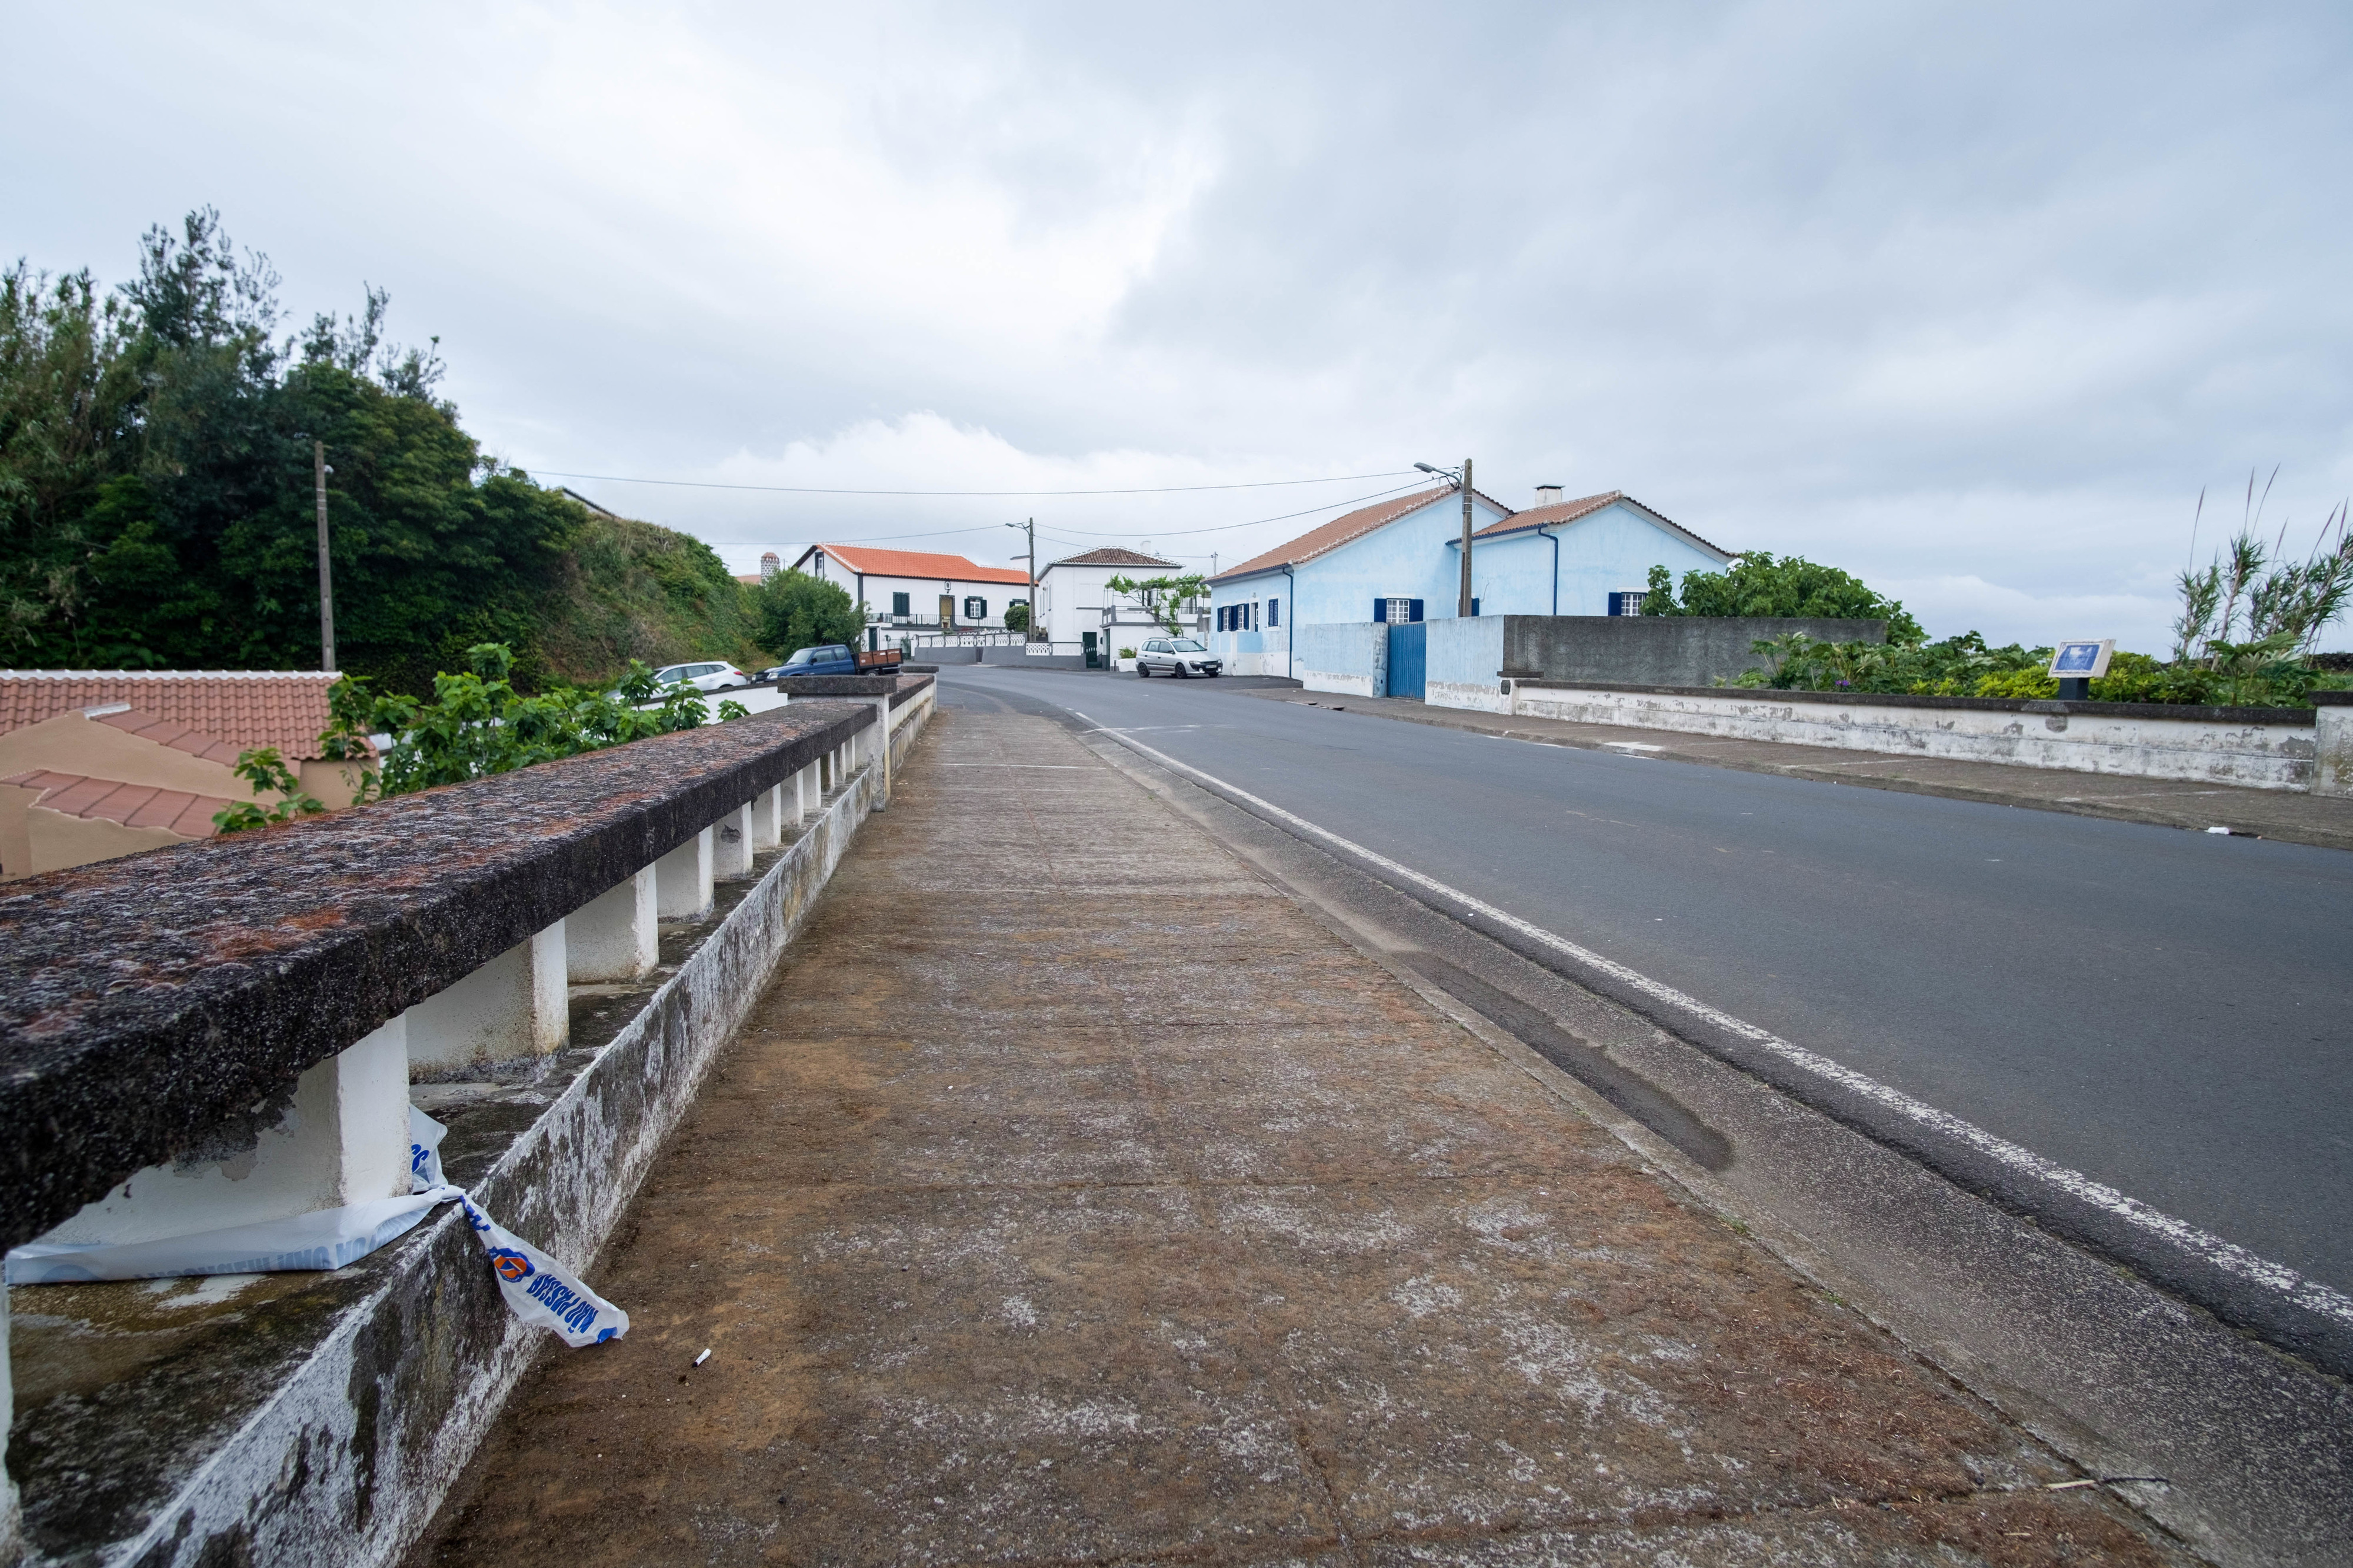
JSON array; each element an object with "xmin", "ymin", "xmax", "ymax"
[
  {"xmin": 1477, "ymin": 680, "xmax": 2321, "ymax": 791},
  {"xmin": 1502, "ymin": 615, "xmax": 1888, "ymax": 688},
  {"xmin": 1295, "ymin": 622, "xmax": 1386, "ymax": 697},
  {"xmin": 6, "ymin": 733, "xmax": 905, "ymax": 1567},
  {"xmin": 2312, "ymin": 693, "xmax": 2353, "ymax": 798},
  {"xmin": 0, "ymin": 700, "xmax": 882, "ymax": 1254}
]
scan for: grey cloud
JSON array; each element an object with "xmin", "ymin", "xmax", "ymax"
[{"xmin": 5, "ymin": 0, "xmax": 2349, "ymax": 647}]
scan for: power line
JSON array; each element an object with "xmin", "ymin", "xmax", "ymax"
[
  {"xmin": 692, "ymin": 479, "xmax": 1431, "ymax": 551},
  {"xmin": 1057, "ymin": 480, "xmax": 1429, "ymax": 539},
  {"xmin": 531, "ymin": 468, "xmax": 1412, "ymax": 498}
]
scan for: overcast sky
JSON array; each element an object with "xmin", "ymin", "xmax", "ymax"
[{"xmin": 8, "ymin": 1, "xmax": 2350, "ymax": 649}]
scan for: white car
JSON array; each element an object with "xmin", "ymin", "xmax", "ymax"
[
  {"xmin": 1136, "ymin": 638, "xmax": 1222, "ymax": 678},
  {"xmin": 652, "ymin": 661, "xmax": 750, "ymax": 692}
]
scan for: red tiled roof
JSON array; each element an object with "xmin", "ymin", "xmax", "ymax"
[
  {"xmin": 89, "ymin": 708, "xmax": 244, "ymax": 765},
  {"xmin": 1471, "ymin": 491, "xmax": 1733, "ymax": 561},
  {"xmin": 0, "ymin": 670, "xmax": 344, "ymax": 760},
  {"xmin": 1, "ymin": 769, "xmax": 227, "ymax": 838},
  {"xmin": 1209, "ymin": 483, "xmax": 1516, "ymax": 583},
  {"xmin": 1046, "ymin": 548, "xmax": 1179, "ymax": 569},
  {"xmin": 806, "ymin": 544, "xmax": 1031, "ymax": 586}
]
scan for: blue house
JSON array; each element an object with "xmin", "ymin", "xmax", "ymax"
[{"xmin": 1207, "ymin": 482, "xmax": 1734, "ymax": 676}]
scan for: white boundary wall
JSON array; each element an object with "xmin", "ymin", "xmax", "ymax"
[
  {"xmin": 1295, "ymin": 623, "xmax": 1384, "ymax": 696},
  {"xmin": 1465, "ymin": 682, "xmax": 2328, "ymax": 792}
]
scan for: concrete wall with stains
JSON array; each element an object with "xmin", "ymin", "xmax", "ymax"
[
  {"xmin": 4, "ymin": 699, "xmax": 929, "ymax": 1567},
  {"xmin": 1476, "ymin": 682, "xmax": 2321, "ymax": 790}
]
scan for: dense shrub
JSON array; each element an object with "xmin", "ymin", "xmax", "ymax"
[
  {"xmin": 320, "ymin": 642, "xmax": 711, "ymax": 802},
  {"xmin": 755, "ymin": 569, "xmax": 864, "ymax": 660},
  {"xmin": 1643, "ymin": 552, "xmax": 1922, "ymax": 644}
]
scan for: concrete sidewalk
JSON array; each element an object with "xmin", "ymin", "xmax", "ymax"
[
  {"xmin": 414, "ymin": 709, "xmax": 2182, "ymax": 1567},
  {"xmin": 1244, "ymin": 688, "xmax": 2353, "ymax": 853}
]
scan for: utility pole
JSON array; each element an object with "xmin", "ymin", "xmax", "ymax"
[
  {"xmin": 1006, "ymin": 517, "xmax": 1039, "ymax": 642},
  {"xmin": 1458, "ymin": 456, "xmax": 1475, "ymax": 618},
  {"xmin": 314, "ymin": 440, "xmax": 336, "ymax": 672}
]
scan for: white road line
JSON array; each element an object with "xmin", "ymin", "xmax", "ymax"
[{"xmin": 1102, "ymin": 729, "xmax": 2353, "ymax": 1329}]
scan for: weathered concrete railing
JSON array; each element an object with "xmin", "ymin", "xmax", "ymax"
[
  {"xmin": 0, "ymin": 674, "xmax": 934, "ymax": 1566},
  {"xmin": 1449, "ymin": 679, "xmax": 2344, "ymax": 795}
]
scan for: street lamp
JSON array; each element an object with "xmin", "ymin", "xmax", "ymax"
[{"xmin": 1417, "ymin": 459, "xmax": 1476, "ymax": 618}]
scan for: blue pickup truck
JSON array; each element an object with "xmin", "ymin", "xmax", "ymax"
[{"xmin": 758, "ymin": 645, "xmax": 902, "ymax": 680}]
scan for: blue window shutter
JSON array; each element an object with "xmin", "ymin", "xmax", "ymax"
[
  {"xmin": 1471, "ymin": 598, "xmax": 1479, "ymax": 616},
  {"xmin": 1409, "ymin": 599, "xmax": 1424, "ymax": 622},
  {"xmin": 1374, "ymin": 597, "xmax": 1384, "ymax": 623}
]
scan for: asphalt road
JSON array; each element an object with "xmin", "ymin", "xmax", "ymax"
[{"xmin": 934, "ymin": 665, "xmax": 2353, "ymax": 1299}]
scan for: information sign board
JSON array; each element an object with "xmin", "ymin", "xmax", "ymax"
[{"xmin": 2047, "ymin": 639, "xmax": 2115, "ymax": 679}]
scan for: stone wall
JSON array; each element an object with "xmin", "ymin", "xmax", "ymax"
[
  {"xmin": 1501, "ymin": 615, "xmax": 1889, "ymax": 688},
  {"xmin": 1291, "ymin": 615, "xmax": 1891, "ymax": 701},
  {"xmin": 1479, "ymin": 680, "xmax": 2326, "ymax": 792}
]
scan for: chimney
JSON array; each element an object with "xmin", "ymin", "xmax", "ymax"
[{"xmin": 1534, "ymin": 485, "xmax": 1564, "ymax": 508}]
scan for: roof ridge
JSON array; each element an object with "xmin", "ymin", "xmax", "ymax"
[
  {"xmin": 1469, "ymin": 490, "xmax": 1731, "ymax": 560},
  {"xmin": 0, "ymin": 669, "xmax": 337, "ymax": 679},
  {"xmin": 1209, "ymin": 482, "xmax": 1512, "ymax": 583}
]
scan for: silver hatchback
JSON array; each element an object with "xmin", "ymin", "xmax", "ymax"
[{"xmin": 1137, "ymin": 638, "xmax": 1222, "ymax": 678}]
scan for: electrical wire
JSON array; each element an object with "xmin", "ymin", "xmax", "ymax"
[
  {"xmin": 531, "ymin": 468, "xmax": 1412, "ymax": 498},
  {"xmin": 688, "ymin": 479, "xmax": 1435, "ymax": 551}
]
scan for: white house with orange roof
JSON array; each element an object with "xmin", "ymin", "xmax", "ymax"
[
  {"xmin": 789, "ymin": 544, "xmax": 1032, "ymax": 648},
  {"xmin": 1032, "ymin": 546, "xmax": 1198, "ymax": 665},
  {"xmin": 1205, "ymin": 482, "xmax": 1734, "ymax": 677},
  {"xmin": 0, "ymin": 669, "xmax": 366, "ymax": 879}
]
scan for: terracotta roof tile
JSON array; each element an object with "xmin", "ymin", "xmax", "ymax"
[
  {"xmin": 1209, "ymin": 483, "xmax": 1516, "ymax": 583},
  {"xmin": 85, "ymin": 783, "xmax": 162, "ymax": 825},
  {"xmin": 1471, "ymin": 491, "xmax": 1734, "ymax": 561},
  {"xmin": 166, "ymin": 794, "xmax": 221, "ymax": 836},
  {"xmin": 0, "ymin": 770, "xmax": 225, "ymax": 838},
  {"xmin": 0, "ymin": 671, "xmax": 343, "ymax": 760},
  {"xmin": 1045, "ymin": 548, "xmax": 1181, "ymax": 569},
  {"xmin": 806, "ymin": 544, "xmax": 1031, "ymax": 586}
]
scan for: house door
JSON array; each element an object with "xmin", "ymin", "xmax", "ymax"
[
  {"xmin": 1082, "ymin": 631, "xmax": 1100, "ymax": 669},
  {"xmin": 1386, "ymin": 622, "xmax": 1426, "ymax": 699},
  {"xmin": 939, "ymin": 594, "xmax": 956, "ymax": 628}
]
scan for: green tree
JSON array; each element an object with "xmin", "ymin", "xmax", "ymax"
[
  {"xmin": 756, "ymin": 568, "xmax": 863, "ymax": 658},
  {"xmin": 3, "ymin": 210, "xmax": 592, "ymax": 692},
  {"xmin": 1642, "ymin": 553, "xmax": 1922, "ymax": 645},
  {"xmin": 1105, "ymin": 572, "xmax": 1208, "ymax": 636},
  {"xmin": 1002, "ymin": 602, "xmax": 1029, "ymax": 633}
]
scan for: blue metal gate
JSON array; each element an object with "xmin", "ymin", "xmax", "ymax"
[{"xmin": 1386, "ymin": 622, "xmax": 1426, "ymax": 699}]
